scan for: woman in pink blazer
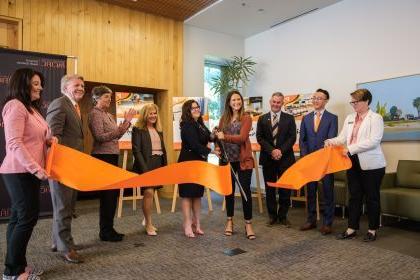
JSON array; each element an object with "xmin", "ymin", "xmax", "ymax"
[{"xmin": 0, "ymin": 68, "xmax": 56, "ymax": 280}]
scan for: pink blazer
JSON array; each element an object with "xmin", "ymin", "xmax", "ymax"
[{"xmin": 0, "ymin": 99, "xmax": 51, "ymax": 174}]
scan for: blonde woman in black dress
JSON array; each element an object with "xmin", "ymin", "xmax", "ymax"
[{"xmin": 132, "ymin": 104, "xmax": 167, "ymax": 236}]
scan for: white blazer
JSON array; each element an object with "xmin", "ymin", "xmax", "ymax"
[{"xmin": 327, "ymin": 110, "xmax": 386, "ymax": 170}]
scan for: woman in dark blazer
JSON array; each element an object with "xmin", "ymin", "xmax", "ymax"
[
  {"xmin": 132, "ymin": 104, "xmax": 167, "ymax": 236},
  {"xmin": 178, "ymin": 100, "xmax": 213, "ymax": 238}
]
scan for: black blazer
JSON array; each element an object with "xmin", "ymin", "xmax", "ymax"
[
  {"xmin": 132, "ymin": 127, "xmax": 167, "ymax": 174},
  {"xmin": 256, "ymin": 111, "xmax": 296, "ymax": 168},
  {"xmin": 178, "ymin": 121, "xmax": 211, "ymax": 162}
]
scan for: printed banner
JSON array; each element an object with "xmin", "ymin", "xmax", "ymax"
[
  {"xmin": 115, "ymin": 92, "xmax": 154, "ymax": 149},
  {"xmin": 244, "ymin": 96, "xmax": 263, "ymax": 151},
  {"xmin": 0, "ymin": 48, "xmax": 67, "ymax": 220},
  {"xmin": 283, "ymin": 93, "xmax": 315, "ymax": 151}
]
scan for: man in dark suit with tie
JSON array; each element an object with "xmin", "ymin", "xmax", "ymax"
[
  {"xmin": 299, "ymin": 89, "xmax": 338, "ymax": 235},
  {"xmin": 257, "ymin": 92, "xmax": 296, "ymax": 227},
  {"xmin": 46, "ymin": 74, "xmax": 85, "ymax": 263}
]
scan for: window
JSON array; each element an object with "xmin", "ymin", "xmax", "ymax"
[{"xmin": 204, "ymin": 62, "xmax": 222, "ymax": 130}]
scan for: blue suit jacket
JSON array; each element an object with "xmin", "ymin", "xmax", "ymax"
[{"xmin": 299, "ymin": 110, "xmax": 338, "ymax": 157}]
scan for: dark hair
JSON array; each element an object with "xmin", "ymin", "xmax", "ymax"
[
  {"xmin": 180, "ymin": 99, "xmax": 204, "ymax": 126},
  {"xmin": 91, "ymin": 85, "xmax": 112, "ymax": 105},
  {"xmin": 351, "ymin": 88, "xmax": 372, "ymax": 105},
  {"xmin": 220, "ymin": 90, "xmax": 245, "ymax": 130},
  {"xmin": 3, "ymin": 68, "xmax": 44, "ymax": 113},
  {"xmin": 316, "ymin": 88, "xmax": 329, "ymax": 100}
]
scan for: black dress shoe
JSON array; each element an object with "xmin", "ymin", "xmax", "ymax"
[
  {"xmin": 363, "ymin": 232, "xmax": 377, "ymax": 242},
  {"xmin": 336, "ymin": 230, "xmax": 357, "ymax": 240},
  {"xmin": 51, "ymin": 245, "xmax": 57, "ymax": 252},
  {"xmin": 279, "ymin": 219, "xmax": 291, "ymax": 228},
  {"xmin": 111, "ymin": 229, "xmax": 125, "ymax": 238},
  {"xmin": 266, "ymin": 217, "xmax": 278, "ymax": 227},
  {"xmin": 100, "ymin": 232, "xmax": 123, "ymax": 242}
]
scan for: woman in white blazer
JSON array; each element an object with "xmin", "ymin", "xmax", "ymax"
[{"xmin": 325, "ymin": 89, "xmax": 385, "ymax": 242}]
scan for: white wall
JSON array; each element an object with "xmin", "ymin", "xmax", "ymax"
[
  {"xmin": 245, "ymin": 0, "xmax": 420, "ymax": 171},
  {"xmin": 183, "ymin": 25, "xmax": 244, "ymax": 97}
]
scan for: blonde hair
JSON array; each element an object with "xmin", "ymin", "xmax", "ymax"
[
  {"xmin": 135, "ymin": 103, "xmax": 162, "ymax": 131},
  {"xmin": 61, "ymin": 74, "xmax": 84, "ymax": 94}
]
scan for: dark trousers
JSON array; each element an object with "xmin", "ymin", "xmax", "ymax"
[
  {"xmin": 225, "ymin": 162, "xmax": 253, "ymax": 220},
  {"xmin": 262, "ymin": 164, "xmax": 291, "ymax": 220},
  {"xmin": 2, "ymin": 173, "xmax": 40, "ymax": 276},
  {"xmin": 306, "ymin": 174, "xmax": 334, "ymax": 226},
  {"xmin": 347, "ymin": 155, "xmax": 385, "ymax": 230},
  {"xmin": 92, "ymin": 154, "xmax": 119, "ymax": 235}
]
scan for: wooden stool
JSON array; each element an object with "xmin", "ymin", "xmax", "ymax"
[
  {"xmin": 171, "ymin": 184, "xmax": 213, "ymax": 213},
  {"xmin": 116, "ymin": 150, "xmax": 161, "ymax": 218}
]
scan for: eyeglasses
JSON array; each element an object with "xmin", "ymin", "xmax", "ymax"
[
  {"xmin": 311, "ymin": 97, "xmax": 326, "ymax": 101},
  {"xmin": 191, "ymin": 105, "xmax": 201, "ymax": 111},
  {"xmin": 349, "ymin": 100, "xmax": 360, "ymax": 106}
]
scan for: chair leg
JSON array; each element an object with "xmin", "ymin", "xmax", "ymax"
[
  {"xmin": 222, "ymin": 197, "xmax": 226, "ymax": 212},
  {"xmin": 154, "ymin": 190, "xmax": 161, "ymax": 214},
  {"xmin": 171, "ymin": 184, "xmax": 178, "ymax": 213},
  {"xmin": 206, "ymin": 188, "xmax": 213, "ymax": 212},
  {"xmin": 342, "ymin": 206, "xmax": 345, "ymax": 219},
  {"xmin": 117, "ymin": 188, "xmax": 124, "ymax": 218}
]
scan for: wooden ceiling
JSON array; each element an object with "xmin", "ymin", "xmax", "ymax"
[{"xmin": 99, "ymin": 0, "xmax": 218, "ymax": 21}]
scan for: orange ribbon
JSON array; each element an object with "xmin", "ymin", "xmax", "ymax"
[
  {"xmin": 268, "ymin": 146, "xmax": 352, "ymax": 190},
  {"xmin": 46, "ymin": 143, "xmax": 232, "ymax": 195}
]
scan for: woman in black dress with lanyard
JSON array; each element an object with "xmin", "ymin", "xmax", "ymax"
[{"xmin": 178, "ymin": 100, "xmax": 213, "ymax": 238}]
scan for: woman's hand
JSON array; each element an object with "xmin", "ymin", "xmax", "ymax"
[
  {"xmin": 34, "ymin": 169, "xmax": 49, "ymax": 180},
  {"xmin": 124, "ymin": 108, "xmax": 137, "ymax": 123},
  {"xmin": 342, "ymin": 148, "xmax": 349, "ymax": 156},
  {"xmin": 324, "ymin": 139, "xmax": 334, "ymax": 147},
  {"xmin": 212, "ymin": 147, "xmax": 221, "ymax": 158},
  {"xmin": 216, "ymin": 131, "xmax": 225, "ymax": 140},
  {"xmin": 46, "ymin": 136, "xmax": 58, "ymax": 146}
]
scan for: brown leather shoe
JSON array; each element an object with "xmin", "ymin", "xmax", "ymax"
[
  {"xmin": 320, "ymin": 225, "xmax": 332, "ymax": 235},
  {"xmin": 300, "ymin": 222, "xmax": 317, "ymax": 231},
  {"xmin": 63, "ymin": 249, "xmax": 83, "ymax": 264}
]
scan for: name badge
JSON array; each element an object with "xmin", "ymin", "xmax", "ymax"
[{"xmin": 348, "ymin": 121, "xmax": 354, "ymax": 124}]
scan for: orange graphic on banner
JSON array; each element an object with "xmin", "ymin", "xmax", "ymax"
[
  {"xmin": 46, "ymin": 143, "xmax": 232, "ymax": 195},
  {"xmin": 268, "ymin": 146, "xmax": 352, "ymax": 190}
]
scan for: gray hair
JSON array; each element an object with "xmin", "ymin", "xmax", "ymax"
[
  {"xmin": 60, "ymin": 74, "xmax": 84, "ymax": 94},
  {"xmin": 92, "ymin": 85, "xmax": 112, "ymax": 104},
  {"xmin": 271, "ymin": 92, "xmax": 284, "ymax": 98}
]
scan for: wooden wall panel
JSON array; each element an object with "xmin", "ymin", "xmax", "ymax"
[{"xmin": 0, "ymin": 0, "xmax": 183, "ymax": 197}]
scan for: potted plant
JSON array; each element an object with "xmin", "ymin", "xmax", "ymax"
[{"xmin": 210, "ymin": 56, "xmax": 256, "ymax": 96}]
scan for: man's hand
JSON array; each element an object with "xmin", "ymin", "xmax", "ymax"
[{"xmin": 271, "ymin": 149, "xmax": 282, "ymax": 160}]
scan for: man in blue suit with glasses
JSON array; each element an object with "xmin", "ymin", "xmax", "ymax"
[{"xmin": 299, "ymin": 89, "xmax": 338, "ymax": 235}]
